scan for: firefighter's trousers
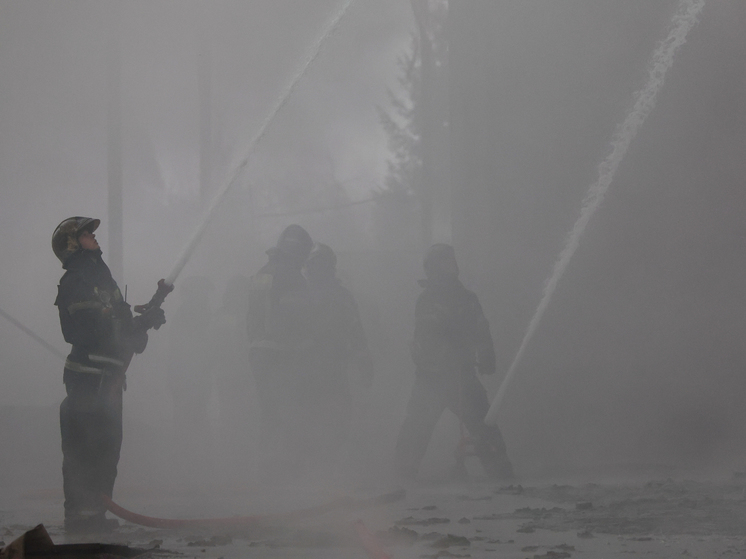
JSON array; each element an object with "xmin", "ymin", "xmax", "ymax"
[
  {"xmin": 395, "ymin": 372, "xmax": 513, "ymax": 480},
  {"xmin": 59, "ymin": 370, "xmax": 123, "ymax": 524}
]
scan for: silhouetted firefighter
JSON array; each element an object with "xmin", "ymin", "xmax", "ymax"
[
  {"xmin": 304, "ymin": 243, "xmax": 374, "ymax": 470},
  {"xmin": 53, "ymin": 217, "xmax": 167, "ymax": 534},
  {"xmin": 395, "ymin": 243, "xmax": 514, "ymax": 481},
  {"xmin": 246, "ymin": 224, "xmax": 314, "ymax": 479}
]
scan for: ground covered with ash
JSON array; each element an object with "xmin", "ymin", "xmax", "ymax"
[
  {"xmin": 4, "ymin": 475, "xmax": 746, "ymax": 558},
  {"xmin": 494, "ymin": 477, "xmax": 746, "ymax": 538}
]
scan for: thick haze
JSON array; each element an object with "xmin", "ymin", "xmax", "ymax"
[
  {"xmin": 2, "ymin": 0, "xmax": 746, "ymax": 497},
  {"xmin": 451, "ymin": 1, "xmax": 746, "ymax": 478},
  {"xmin": 0, "ymin": 0, "xmax": 413, "ymax": 494},
  {"xmin": 0, "ymin": 0, "xmax": 411, "ymax": 404}
]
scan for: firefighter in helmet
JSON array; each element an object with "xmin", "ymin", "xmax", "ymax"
[
  {"xmin": 304, "ymin": 243, "xmax": 373, "ymax": 471},
  {"xmin": 246, "ymin": 224, "xmax": 315, "ymax": 479},
  {"xmin": 53, "ymin": 217, "xmax": 166, "ymax": 534},
  {"xmin": 395, "ymin": 243, "xmax": 514, "ymax": 481}
]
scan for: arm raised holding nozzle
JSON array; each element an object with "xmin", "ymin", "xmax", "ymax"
[
  {"xmin": 133, "ymin": 278, "xmax": 173, "ymax": 330},
  {"xmin": 52, "ymin": 217, "xmax": 174, "ymax": 534}
]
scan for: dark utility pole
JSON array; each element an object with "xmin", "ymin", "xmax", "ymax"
[
  {"xmin": 412, "ymin": 0, "xmax": 434, "ymax": 250},
  {"xmin": 411, "ymin": 0, "xmax": 450, "ymax": 249},
  {"xmin": 107, "ymin": 1, "xmax": 123, "ymax": 280}
]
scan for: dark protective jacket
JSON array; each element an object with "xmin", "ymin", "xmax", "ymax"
[
  {"xmin": 410, "ymin": 278, "xmax": 496, "ymax": 378},
  {"xmin": 55, "ymin": 249, "xmax": 147, "ymax": 380},
  {"xmin": 246, "ymin": 252, "xmax": 314, "ymax": 354}
]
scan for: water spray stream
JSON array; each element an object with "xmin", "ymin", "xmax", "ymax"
[
  {"xmin": 164, "ymin": 0, "xmax": 356, "ymax": 286},
  {"xmin": 485, "ymin": 0, "xmax": 705, "ymax": 425},
  {"xmin": 0, "ymin": 306, "xmax": 66, "ymax": 360}
]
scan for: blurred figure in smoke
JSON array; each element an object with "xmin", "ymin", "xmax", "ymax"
[
  {"xmin": 53, "ymin": 217, "xmax": 166, "ymax": 534},
  {"xmin": 210, "ymin": 274, "xmax": 258, "ymax": 485},
  {"xmin": 395, "ymin": 244, "xmax": 514, "ymax": 481},
  {"xmin": 304, "ymin": 243, "xmax": 374, "ymax": 475},
  {"xmin": 246, "ymin": 224, "xmax": 314, "ymax": 481},
  {"xmin": 167, "ymin": 275, "xmax": 214, "ymax": 488}
]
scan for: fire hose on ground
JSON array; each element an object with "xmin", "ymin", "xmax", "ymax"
[{"xmin": 102, "ymin": 489, "xmax": 404, "ymax": 530}]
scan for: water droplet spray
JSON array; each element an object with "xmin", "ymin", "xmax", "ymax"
[
  {"xmin": 485, "ymin": 0, "xmax": 706, "ymax": 425},
  {"xmin": 163, "ymin": 0, "xmax": 357, "ymax": 287}
]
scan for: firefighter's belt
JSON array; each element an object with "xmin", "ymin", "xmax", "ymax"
[
  {"xmin": 67, "ymin": 300, "xmax": 104, "ymax": 314},
  {"xmin": 65, "ymin": 354, "xmax": 125, "ymax": 375}
]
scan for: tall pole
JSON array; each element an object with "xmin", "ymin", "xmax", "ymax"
[
  {"xmin": 412, "ymin": 0, "xmax": 434, "ymax": 250},
  {"xmin": 433, "ymin": 2, "xmax": 450, "ymax": 244},
  {"xmin": 412, "ymin": 0, "xmax": 451, "ymax": 247},
  {"xmin": 107, "ymin": 1, "xmax": 124, "ymax": 280}
]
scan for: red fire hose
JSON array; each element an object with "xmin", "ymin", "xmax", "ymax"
[
  {"xmin": 102, "ymin": 489, "xmax": 404, "ymax": 530},
  {"xmin": 352, "ymin": 519, "xmax": 392, "ymax": 559},
  {"xmin": 103, "ymin": 495, "xmax": 349, "ymax": 529}
]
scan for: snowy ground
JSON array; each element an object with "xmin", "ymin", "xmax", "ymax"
[{"xmin": 4, "ymin": 474, "xmax": 746, "ymax": 558}]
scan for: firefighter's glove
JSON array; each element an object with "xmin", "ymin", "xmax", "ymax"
[{"xmin": 134, "ymin": 306, "xmax": 166, "ymax": 331}]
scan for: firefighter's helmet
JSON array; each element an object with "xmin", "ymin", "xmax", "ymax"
[
  {"xmin": 52, "ymin": 216, "xmax": 100, "ymax": 264},
  {"xmin": 275, "ymin": 224, "xmax": 313, "ymax": 263}
]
